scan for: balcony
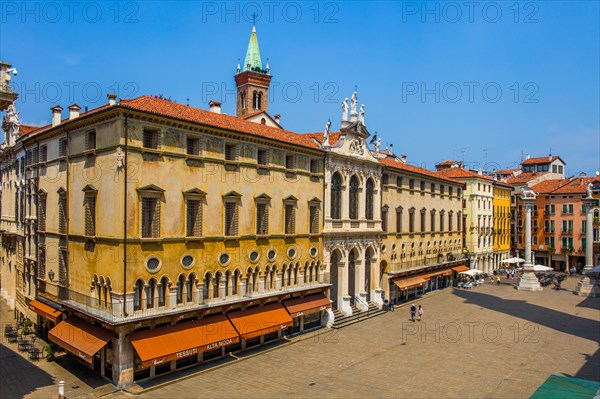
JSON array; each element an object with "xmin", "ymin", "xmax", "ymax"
[
  {"xmin": 561, "ymin": 229, "xmax": 573, "ymax": 235},
  {"xmin": 55, "ymin": 273, "xmax": 331, "ymax": 325}
]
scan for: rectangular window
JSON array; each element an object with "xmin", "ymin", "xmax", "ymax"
[
  {"xmin": 58, "ymin": 138, "xmax": 67, "ymax": 157},
  {"xmin": 284, "ymin": 204, "xmax": 296, "ymax": 234},
  {"xmin": 396, "ymin": 176, "xmax": 403, "ymax": 188},
  {"xmin": 440, "ymin": 213, "xmax": 445, "ymax": 231},
  {"xmin": 430, "ymin": 213, "xmax": 436, "ymax": 232},
  {"xmin": 309, "ymin": 205, "xmax": 319, "ymax": 234},
  {"xmin": 38, "ymin": 244, "xmax": 46, "ymax": 278},
  {"xmin": 224, "ymin": 202, "xmax": 238, "ymax": 236},
  {"xmin": 449, "ymin": 186, "xmax": 453, "ymax": 196},
  {"xmin": 225, "ymin": 143, "xmax": 237, "ymax": 161},
  {"xmin": 141, "ymin": 197, "xmax": 160, "ymax": 238},
  {"xmin": 409, "ymin": 179, "xmax": 414, "ymax": 190},
  {"xmin": 186, "ymin": 137, "xmax": 200, "ymax": 155},
  {"xmin": 409, "ymin": 211, "xmax": 415, "ymax": 233},
  {"xmin": 256, "ymin": 203, "xmax": 268, "ymax": 235},
  {"xmin": 32, "ymin": 148, "xmax": 39, "ymax": 164},
  {"xmin": 310, "ymin": 159, "xmax": 319, "ymax": 174},
  {"xmin": 421, "ymin": 211, "xmax": 426, "ymax": 232},
  {"xmin": 382, "ymin": 208, "xmax": 388, "ymax": 232},
  {"xmin": 58, "ymin": 248, "xmax": 67, "ymax": 285},
  {"xmin": 430, "ymin": 183, "xmax": 435, "ymax": 196},
  {"xmin": 84, "ymin": 195, "xmax": 96, "ymax": 236},
  {"xmin": 382, "ymin": 174, "xmax": 389, "ymax": 185},
  {"xmin": 26, "ymin": 150, "xmax": 32, "ymax": 166},
  {"xmin": 38, "ymin": 195, "xmax": 46, "ymax": 231},
  {"xmin": 396, "ymin": 209, "xmax": 402, "ymax": 233},
  {"xmin": 85, "ymin": 130, "xmax": 96, "ymax": 151},
  {"xmin": 143, "ymin": 129, "xmax": 159, "ymax": 149},
  {"xmin": 449, "ymin": 213, "xmax": 453, "ymax": 231},
  {"xmin": 257, "ymin": 149, "xmax": 268, "ymax": 166},
  {"xmin": 58, "ymin": 194, "xmax": 67, "ymax": 234},
  {"xmin": 285, "ymin": 154, "xmax": 295, "ymax": 170},
  {"xmin": 186, "ymin": 199, "xmax": 202, "ymax": 237},
  {"xmin": 40, "ymin": 145, "xmax": 47, "ymax": 162},
  {"xmin": 440, "ymin": 185, "xmax": 444, "ymax": 197}
]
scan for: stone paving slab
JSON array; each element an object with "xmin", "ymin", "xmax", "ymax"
[{"xmin": 1, "ymin": 275, "xmax": 598, "ymax": 399}]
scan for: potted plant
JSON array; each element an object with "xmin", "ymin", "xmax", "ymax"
[
  {"xmin": 44, "ymin": 344, "xmax": 57, "ymax": 362},
  {"xmin": 21, "ymin": 319, "xmax": 33, "ymax": 335}
]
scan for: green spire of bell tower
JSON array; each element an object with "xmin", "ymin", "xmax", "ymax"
[{"xmin": 243, "ymin": 23, "xmax": 262, "ymax": 72}]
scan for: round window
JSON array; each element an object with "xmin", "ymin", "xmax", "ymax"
[
  {"xmin": 181, "ymin": 255, "xmax": 194, "ymax": 269},
  {"xmin": 219, "ymin": 253, "xmax": 231, "ymax": 266},
  {"xmin": 146, "ymin": 257, "xmax": 161, "ymax": 273},
  {"xmin": 268, "ymin": 249, "xmax": 276, "ymax": 261},
  {"xmin": 381, "ymin": 245, "xmax": 387, "ymax": 253},
  {"xmin": 287, "ymin": 248, "xmax": 296, "ymax": 259},
  {"xmin": 249, "ymin": 250, "xmax": 259, "ymax": 263},
  {"xmin": 309, "ymin": 247, "xmax": 318, "ymax": 258},
  {"xmin": 392, "ymin": 244, "xmax": 397, "ymax": 252}
]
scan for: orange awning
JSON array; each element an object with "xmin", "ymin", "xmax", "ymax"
[
  {"xmin": 393, "ymin": 276, "xmax": 427, "ymax": 290},
  {"xmin": 48, "ymin": 316, "xmax": 112, "ymax": 364},
  {"xmin": 283, "ymin": 294, "xmax": 331, "ymax": 318},
  {"xmin": 428, "ymin": 268, "xmax": 453, "ymax": 278},
  {"xmin": 452, "ymin": 265, "xmax": 470, "ymax": 273},
  {"xmin": 28, "ymin": 299, "xmax": 62, "ymax": 323},
  {"xmin": 227, "ymin": 303, "xmax": 293, "ymax": 340},
  {"xmin": 129, "ymin": 314, "xmax": 239, "ymax": 368}
]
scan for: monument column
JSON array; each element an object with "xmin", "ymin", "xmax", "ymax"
[
  {"xmin": 575, "ymin": 196, "xmax": 599, "ymax": 297},
  {"xmin": 516, "ymin": 190, "xmax": 542, "ymax": 291}
]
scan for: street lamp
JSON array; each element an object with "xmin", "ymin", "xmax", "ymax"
[{"xmin": 48, "ymin": 269, "xmax": 55, "ymax": 282}]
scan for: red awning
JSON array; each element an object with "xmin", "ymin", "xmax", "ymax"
[
  {"xmin": 283, "ymin": 294, "xmax": 330, "ymax": 318},
  {"xmin": 227, "ymin": 303, "xmax": 293, "ymax": 340}
]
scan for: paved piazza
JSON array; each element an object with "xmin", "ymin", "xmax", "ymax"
[{"xmin": 2, "ymin": 277, "xmax": 598, "ymax": 399}]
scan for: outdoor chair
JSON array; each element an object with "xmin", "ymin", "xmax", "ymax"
[{"xmin": 457, "ymin": 282, "xmax": 464, "ymax": 288}]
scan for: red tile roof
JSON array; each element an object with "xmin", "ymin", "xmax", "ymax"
[
  {"xmin": 19, "ymin": 124, "xmax": 41, "ymax": 136},
  {"xmin": 531, "ymin": 179, "xmax": 564, "ymax": 194},
  {"xmin": 304, "ymin": 132, "xmax": 343, "ymax": 146},
  {"xmin": 521, "ymin": 155, "xmax": 564, "ymax": 165},
  {"xmin": 120, "ymin": 96, "xmax": 319, "ymax": 150},
  {"xmin": 436, "ymin": 160, "xmax": 457, "ymax": 167},
  {"xmin": 381, "ymin": 158, "xmax": 461, "ymax": 184},
  {"xmin": 506, "ymin": 171, "xmax": 549, "ymax": 185},
  {"xmin": 551, "ymin": 177, "xmax": 592, "ymax": 195},
  {"xmin": 494, "ymin": 168, "xmax": 519, "ymax": 175},
  {"xmin": 433, "ymin": 167, "xmax": 495, "ymax": 182}
]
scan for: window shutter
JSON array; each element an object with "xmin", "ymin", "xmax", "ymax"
[
  {"xmin": 58, "ymin": 195, "xmax": 67, "ymax": 233},
  {"xmin": 84, "ymin": 195, "xmax": 96, "ymax": 236}
]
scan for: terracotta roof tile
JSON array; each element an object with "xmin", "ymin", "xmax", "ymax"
[
  {"xmin": 19, "ymin": 124, "xmax": 41, "ymax": 136},
  {"xmin": 506, "ymin": 171, "xmax": 549, "ymax": 185},
  {"xmin": 304, "ymin": 132, "xmax": 343, "ymax": 146},
  {"xmin": 551, "ymin": 177, "xmax": 592, "ymax": 195},
  {"xmin": 436, "ymin": 160, "xmax": 457, "ymax": 166},
  {"xmin": 522, "ymin": 155, "xmax": 563, "ymax": 165},
  {"xmin": 433, "ymin": 167, "xmax": 495, "ymax": 182},
  {"xmin": 494, "ymin": 168, "xmax": 519, "ymax": 175},
  {"xmin": 120, "ymin": 96, "xmax": 319, "ymax": 150},
  {"xmin": 531, "ymin": 179, "xmax": 564, "ymax": 194},
  {"xmin": 381, "ymin": 158, "xmax": 461, "ymax": 184}
]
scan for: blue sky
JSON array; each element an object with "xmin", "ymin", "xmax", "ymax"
[{"xmin": 1, "ymin": 1, "xmax": 598, "ymax": 175}]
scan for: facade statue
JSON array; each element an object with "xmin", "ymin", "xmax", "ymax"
[
  {"xmin": 587, "ymin": 182, "xmax": 593, "ymax": 199},
  {"xmin": 374, "ymin": 138, "xmax": 381, "ymax": 153},
  {"xmin": 341, "ymin": 98, "xmax": 348, "ymax": 122},
  {"xmin": 2, "ymin": 102, "xmax": 20, "ymax": 147},
  {"xmin": 323, "ymin": 120, "xmax": 331, "ymax": 147},
  {"xmin": 358, "ymin": 104, "xmax": 365, "ymax": 125},
  {"xmin": 350, "ymin": 92, "xmax": 357, "ymax": 115}
]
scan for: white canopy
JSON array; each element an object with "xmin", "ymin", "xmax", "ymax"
[
  {"xmin": 459, "ymin": 269, "xmax": 484, "ymax": 277},
  {"xmin": 501, "ymin": 257, "xmax": 525, "ymax": 264},
  {"xmin": 529, "ymin": 265, "xmax": 553, "ymax": 272}
]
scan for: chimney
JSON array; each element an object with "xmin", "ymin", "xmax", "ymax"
[
  {"xmin": 401, "ymin": 154, "xmax": 407, "ymax": 163},
  {"xmin": 579, "ymin": 172, "xmax": 587, "ymax": 177},
  {"xmin": 548, "ymin": 154, "xmax": 552, "ymax": 161},
  {"xmin": 209, "ymin": 100, "xmax": 221, "ymax": 114},
  {"xmin": 274, "ymin": 114, "xmax": 281, "ymax": 124},
  {"xmin": 107, "ymin": 93, "xmax": 117, "ymax": 106},
  {"xmin": 51, "ymin": 105, "xmax": 63, "ymax": 127},
  {"xmin": 68, "ymin": 103, "xmax": 81, "ymax": 120},
  {"xmin": 526, "ymin": 154, "xmax": 531, "ymax": 160}
]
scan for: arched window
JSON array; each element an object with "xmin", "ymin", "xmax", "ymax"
[
  {"xmin": 187, "ymin": 274, "xmax": 195, "ymax": 302},
  {"xmin": 214, "ymin": 271, "xmax": 221, "ymax": 299},
  {"xmin": 264, "ymin": 266, "xmax": 271, "ymax": 291},
  {"xmin": 349, "ymin": 175, "xmax": 359, "ymax": 220},
  {"xmin": 281, "ymin": 264, "xmax": 287, "ymax": 287},
  {"xmin": 203, "ymin": 272, "xmax": 211, "ymax": 301},
  {"xmin": 253, "ymin": 267, "xmax": 260, "ymax": 291},
  {"xmin": 158, "ymin": 276, "xmax": 168, "ymax": 307},
  {"xmin": 146, "ymin": 279, "xmax": 156, "ymax": 308},
  {"xmin": 240, "ymin": 92, "xmax": 246, "ymax": 109},
  {"xmin": 233, "ymin": 269, "xmax": 240, "ymax": 295},
  {"xmin": 365, "ymin": 178, "xmax": 374, "ymax": 220},
  {"xmin": 246, "ymin": 268, "xmax": 254, "ymax": 295},
  {"xmin": 257, "ymin": 92, "xmax": 262, "ymax": 109},
  {"xmin": 177, "ymin": 274, "xmax": 185, "ymax": 304},
  {"xmin": 270, "ymin": 266, "xmax": 277, "ymax": 289},
  {"xmin": 225, "ymin": 270, "xmax": 231, "ymax": 298},
  {"xmin": 331, "ymin": 172, "xmax": 342, "ymax": 219},
  {"xmin": 134, "ymin": 279, "xmax": 144, "ymax": 311}
]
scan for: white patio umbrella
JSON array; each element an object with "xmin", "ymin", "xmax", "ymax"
[
  {"xmin": 530, "ymin": 265, "xmax": 553, "ymax": 272},
  {"xmin": 501, "ymin": 257, "xmax": 526, "ymax": 264},
  {"xmin": 459, "ymin": 269, "xmax": 484, "ymax": 277}
]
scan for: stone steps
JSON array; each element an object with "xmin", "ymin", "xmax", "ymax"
[{"xmin": 331, "ymin": 302, "xmax": 387, "ymax": 329}]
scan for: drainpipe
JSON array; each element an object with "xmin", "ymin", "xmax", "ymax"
[
  {"xmin": 65, "ymin": 128, "xmax": 70, "ymax": 293},
  {"xmin": 123, "ymin": 114, "xmax": 129, "ymax": 317}
]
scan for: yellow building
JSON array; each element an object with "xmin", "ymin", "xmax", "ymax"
[
  {"xmin": 493, "ymin": 181, "xmax": 513, "ymax": 268},
  {"xmin": 379, "ymin": 156, "xmax": 465, "ymax": 302}
]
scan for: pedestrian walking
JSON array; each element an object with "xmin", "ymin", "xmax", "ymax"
[
  {"xmin": 417, "ymin": 305, "xmax": 423, "ymax": 321},
  {"xmin": 410, "ymin": 303, "xmax": 416, "ymax": 321},
  {"xmin": 389, "ymin": 298, "xmax": 395, "ymax": 312}
]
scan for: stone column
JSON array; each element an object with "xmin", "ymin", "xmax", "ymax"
[
  {"xmin": 575, "ymin": 198, "xmax": 599, "ymax": 297},
  {"xmin": 339, "ymin": 253, "xmax": 352, "ymax": 316},
  {"xmin": 112, "ymin": 326, "xmax": 134, "ymax": 388},
  {"xmin": 357, "ymin": 246, "xmax": 368, "ymax": 311},
  {"xmin": 516, "ymin": 195, "xmax": 542, "ymax": 291}
]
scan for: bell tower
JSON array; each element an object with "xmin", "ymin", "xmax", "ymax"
[{"xmin": 235, "ymin": 24, "xmax": 272, "ymax": 117}]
